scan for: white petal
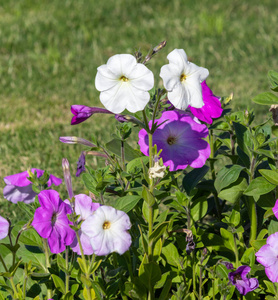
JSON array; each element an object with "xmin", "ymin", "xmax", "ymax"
[
  {"xmin": 100, "ymin": 82, "xmax": 149, "ymax": 114},
  {"xmin": 185, "ymin": 62, "xmax": 209, "ymax": 82},
  {"xmin": 167, "ymin": 83, "xmax": 189, "ymax": 110},
  {"xmin": 160, "ymin": 64, "xmax": 182, "ymax": 91},
  {"xmin": 95, "ymin": 65, "xmax": 118, "ymax": 92},
  {"xmin": 129, "ymin": 63, "xmax": 154, "ymax": 91},
  {"xmin": 106, "ymin": 54, "xmax": 137, "ymax": 78},
  {"xmin": 167, "ymin": 49, "xmax": 188, "ymax": 69},
  {"xmin": 184, "ymin": 77, "xmax": 204, "ymax": 108}
]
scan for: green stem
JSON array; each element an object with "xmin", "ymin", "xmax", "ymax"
[
  {"xmin": 199, "ymin": 266, "xmax": 203, "ymax": 300},
  {"xmin": 0, "ymin": 254, "xmax": 8, "ymax": 272},
  {"xmin": 76, "ymin": 231, "xmax": 92, "ymax": 300},
  {"xmin": 233, "ymin": 232, "xmax": 239, "ymax": 268},
  {"xmin": 42, "ymin": 239, "xmax": 52, "ymax": 299},
  {"xmin": 209, "ymin": 130, "xmax": 221, "ymax": 219},
  {"xmin": 121, "ymin": 140, "xmax": 126, "ymax": 171},
  {"xmin": 148, "ymin": 132, "xmax": 154, "ymax": 261},
  {"xmin": 10, "ymin": 277, "xmax": 18, "ymax": 299},
  {"xmin": 65, "ymin": 247, "xmax": 69, "ymax": 294},
  {"xmin": 192, "ymin": 252, "xmax": 196, "ymax": 294},
  {"xmin": 247, "ymin": 196, "xmax": 257, "ymax": 245}
]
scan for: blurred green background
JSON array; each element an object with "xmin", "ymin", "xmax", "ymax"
[{"xmin": 1, "ymin": 0, "xmax": 278, "ymax": 218}]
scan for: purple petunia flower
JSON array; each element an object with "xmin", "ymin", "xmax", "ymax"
[
  {"xmin": 32, "ymin": 190, "xmax": 75, "ymax": 254},
  {"xmin": 138, "ymin": 110, "xmax": 210, "ymax": 171},
  {"xmin": 81, "ymin": 206, "xmax": 132, "ymax": 256},
  {"xmin": 0, "ymin": 216, "xmax": 9, "ymax": 240},
  {"xmin": 71, "ymin": 105, "xmax": 113, "ymax": 125},
  {"xmin": 228, "ymin": 265, "xmax": 259, "ymax": 295},
  {"xmin": 65, "ymin": 194, "xmax": 100, "ymax": 255},
  {"xmin": 189, "ymin": 81, "xmax": 223, "ymax": 124},
  {"xmin": 255, "ymin": 232, "xmax": 278, "ymax": 282},
  {"xmin": 3, "ymin": 169, "xmax": 62, "ymax": 204}
]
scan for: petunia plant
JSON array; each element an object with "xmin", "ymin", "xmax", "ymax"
[{"xmin": 2, "ymin": 42, "xmax": 278, "ymax": 299}]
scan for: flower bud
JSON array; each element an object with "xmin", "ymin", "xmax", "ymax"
[
  {"xmin": 59, "ymin": 136, "xmax": 96, "ymax": 148},
  {"xmin": 62, "ymin": 158, "xmax": 74, "ymax": 199}
]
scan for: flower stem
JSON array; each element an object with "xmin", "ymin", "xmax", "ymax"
[
  {"xmin": 42, "ymin": 238, "xmax": 52, "ymax": 299},
  {"xmin": 65, "ymin": 247, "xmax": 69, "ymax": 294},
  {"xmin": 76, "ymin": 231, "xmax": 92, "ymax": 300},
  {"xmin": 148, "ymin": 132, "xmax": 154, "ymax": 261},
  {"xmin": 233, "ymin": 232, "xmax": 239, "ymax": 268},
  {"xmin": 209, "ymin": 130, "xmax": 221, "ymax": 219},
  {"xmin": 121, "ymin": 140, "xmax": 126, "ymax": 171}
]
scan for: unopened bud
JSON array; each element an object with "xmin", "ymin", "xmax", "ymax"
[
  {"xmin": 62, "ymin": 158, "xmax": 74, "ymax": 199},
  {"xmin": 60, "ymin": 136, "xmax": 96, "ymax": 148}
]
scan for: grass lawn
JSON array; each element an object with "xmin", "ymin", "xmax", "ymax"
[{"xmin": 1, "ymin": 0, "xmax": 278, "ymax": 219}]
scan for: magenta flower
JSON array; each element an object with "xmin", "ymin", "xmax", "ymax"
[
  {"xmin": 272, "ymin": 198, "xmax": 278, "ymax": 219},
  {"xmin": 256, "ymin": 232, "xmax": 278, "ymax": 282},
  {"xmin": 0, "ymin": 216, "xmax": 9, "ymax": 240},
  {"xmin": 3, "ymin": 169, "xmax": 62, "ymax": 204},
  {"xmin": 138, "ymin": 111, "xmax": 210, "ymax": 171},
  {"xmin": 65, "ymin": 194, "xmax": 100, "ymax": 255},
  {"xmin": 189, "ymin": 81, "xmax": 223, "ymax": 124},
  {"xmin": 32, "ymin": 190, "xmax": 75, "ymax": 254},
  {"xmin": 71, "ymin": 105, "xmax": 113, "ymax": 125},
  {"xmin": 228, "ymin": 266, "xmax": 259, "ymax": 295},
  {"xmin": 81, "ymin": 206, "xmax": 132, "ymax": 256}
]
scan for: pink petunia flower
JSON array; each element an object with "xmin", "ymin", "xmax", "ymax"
[
  {"xmin": 3, "ymin": 169, "xmax": 62, "ymax": 204},
  {"xmin": 256, "ymin": 232, "xmax": 278, "ymax": 282},
  {"xmin": 0, "ymin": 216, "xmax": 9, "ymax": 240},
  {"xmin": 65, "ymin": 194, "xmax": 100, "ymax": 255},
  {"xmin": 32, "ymin": 190, "xmax": 75, "ymax": 254},
  {"xmin": 189, "ymin": 81, "xmax": 223, "ymax": 124},
  {"xmin": 81, "ymin": 206, "xmax": 132, "ymax": 256},
  {"xmin": 138, "ymin": 110, "xmax": 210, "ymax": 171}
]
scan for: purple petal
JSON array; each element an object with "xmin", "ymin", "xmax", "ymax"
[
  {"xmin": 32, "ymin": 207, "xmax": 53, "ymax": 239},
  {"xmin": 71, "ymin": 105, "xmax": 113, "ymax": 125},
  {"xmin": 37, "ymin": 190, "xmax": 62, "ymax": 212},
  {"xmin": 4, "ymin": 171, "xmax": 31, "ymax": 187},
  {"xmin": 74, "ymin": 194, "xmax": 100, "ymax": 220},
  {"xmin": 48, "ymin": 174, "xmax": 62, "ymax": 187},
  {"xmin": 0, "ymin": 216, "xmax": 9, "ymax": 240},
  {"xmin": 189, "ymin": 81, "xmax": 222, "ymax": 124},
  {"xmin": 138, "ymin": 110, "xmax": 210, "ymax": 171},
  {"xmin": 76, "ymin": 152, "xmax": 86, "ymax": 177},
  {"xmin": 3, "ymin": 184, "xmax": 37, "ymax": 204}
]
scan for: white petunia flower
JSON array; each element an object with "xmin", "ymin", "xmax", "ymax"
[
  {"xmin": 160, "ymin": 49, "xmax": 209, "ymax": 110},
  {"xmin": 81, "ymin": 205, "xmax": 132, "ymax": 256},
  {"xmin": 95, "ymin": 54, "xmax": 154, "ymax": 114}
]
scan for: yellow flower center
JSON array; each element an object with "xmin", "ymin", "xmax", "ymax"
[
  {"xmin": 119, "ymin": 75, "xmax": 129, "ymax": 82},
  {"xmin": 180, "ymin": 73, "xmax": 186, "ymax": 82},
  {"xmin": 103, "ymin": 221, "xmax": 111, "ymax": 230}
]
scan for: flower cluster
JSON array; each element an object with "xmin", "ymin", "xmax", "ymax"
[{"xmin": 31, "ymin": 189, "xmax": 132, "ymax": 256}]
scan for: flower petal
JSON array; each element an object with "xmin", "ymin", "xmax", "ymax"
[{"xmin": 129, "ymin": 63, "xmax": 154, "ymax": 91}]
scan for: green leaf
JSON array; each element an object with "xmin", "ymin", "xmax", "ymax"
[
  {"xmin": 182, "ymin": 165, "xmax": 209, "ymax": 195},
  {"xmin": 190, "ymin": 196, "xmax": 208, "ymax": 221},
  {"xmin": 218, "ymin": 177, "xmax": 248, "ymax": 204},
  {"xmin": 113, "ymin": 195, "xmax": 141, "ymax": 213},
  {"xmin": 252, "ymin": 92, "xmax": 278, "ymax": 105},
  {"xmin": 142, "ymin": 185, "xmax": 155, "ymax": 206},
  {"xmin": 52, "ymin": 274, "xmax": 66, "ymax": 294},
  {"xmin": 139, "ymin": 262, "xmax": 161, "ymax": 289},
  {"xmin": 149, "ymin": 222, "xmax": 168, "ymax": 243},
  {"xmin": 220, "ymin": 228, "xmax": 235, "ymax": 252},
  {"xmin": 82, "ymin": 173, "xmax": 100, "ymax": 197},
  {"xmin": 158, "ymin": 277, "xmax": 172, "ymax": 300},
  {"xmin": 233, "ymin": 122, "xmax": 253, "ymax": 156},
  {"xmin": 126, "ymin": 156, "xmax": 149, "ymax": 173},
  {"xmin": 268, "ymin": 70, "xmax": 278, "ymax": 91},
  {"xmin": 268, "ymin": 220, "xmax": 278, "ymax": 235},
  {"xmin": 18, "ymin": 228, "xmax": 43, "ymax": 247},
  {"xmin": 17, "ymin": 245, "xmax": 46, "ymax": 270},
  {"xmin": 251, "ymin": 239, "xmax": 266, "ymax": 251},
  {"xmin": 106, "ymin": 138, "xmax": 140, "ymax": 161},
  {"xmin": 214, "ymin": 165, "xmax": 245, "ymax": 193},
  {"xmin": 161, "ymin": 243, "xmax": 180, "ymax": 267},
  {"xmin": 244, "ymin": 177, "xmax": 276, "ymax": 199},
  {"xmin": 259, "ymin": 169, "xmax": 278, "ymax": 185}
]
